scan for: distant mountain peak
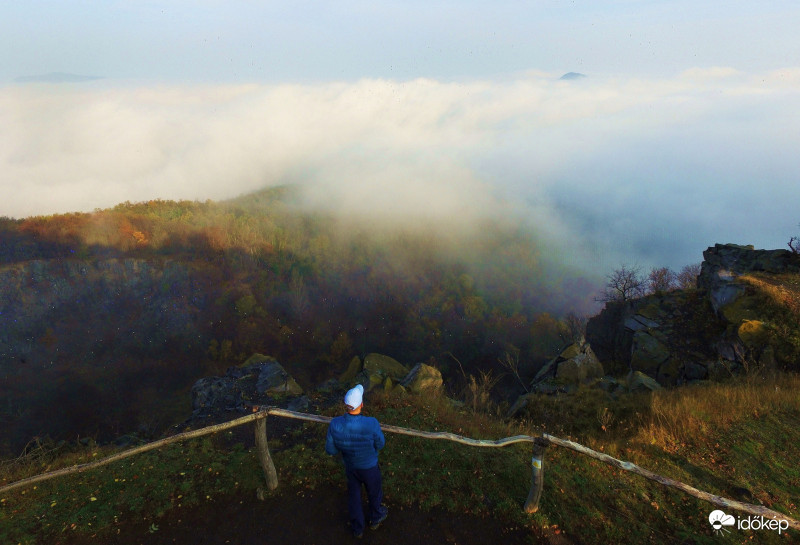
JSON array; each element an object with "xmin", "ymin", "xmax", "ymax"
[
  {"xmin": 15, "ymin": 72, "xmax": 102, "ymax": 83},
  {"xmin": 559, "ymin": 72, "xmax": 587, "ymax": 80}
]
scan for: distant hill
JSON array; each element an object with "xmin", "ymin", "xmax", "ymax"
[
  {"xmin": 559, "ymin": 72, "xmax": 586, "ymax": 80},
  {"xmin": 15, "ymin": 72, "xmax": 102, "ymax": 83}
]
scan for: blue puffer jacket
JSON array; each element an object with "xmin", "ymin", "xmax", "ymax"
[{"xmin": 325, "ymin": 413, "xmax": 385, "ymax": 470}]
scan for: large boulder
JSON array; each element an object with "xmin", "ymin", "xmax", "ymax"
[
  {"xmin": 532, "ymin": 341, "xmax": 604, "ymax": 387},
  {"xmin": 339, "ymin": 356, "xmax": 363, "ymax": 383},
  {"xmin": 363, "ymin": 353, "xmax": 410, "ymax": 390},
  {"xmin": 738, "ymin": 320, "xmax": 768, "ymax": 348},
  {"xmin": 585, "ymin": 301, "xmax": 632, "ymax": 373},
  {"xmin": 557, "ymin": 348, "xmax": 604, "ymax": 383},
  {"xmin": 255, "ymin": 362, "xmax": 304, "ymax": 395},
  {"xmin": 190, "ymin": 354, "xmax": 303, "ymax": 418},
  {"xmin": 400, "ymin": 363, "xmax": 443, "ymax": 394},
  {"xmin": 683, "ymin": 361, "xmax": 709, "ymax": 381},
  {"xmin": 241, "ymin": 353, "xmax": 304, "ymax": 395}
]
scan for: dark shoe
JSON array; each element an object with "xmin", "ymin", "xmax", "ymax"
[
  {"xmin": 369, "ymin": 507, "xmax": 388, "ymax": 530},
  {"xmin": 350, "ymin": 522, "xmax": 364, "ymax": 539}
]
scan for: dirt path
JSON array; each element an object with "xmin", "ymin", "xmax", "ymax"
[{"xmin": 63, "ymin": 482, "xmax": 556, "ymax": 545}]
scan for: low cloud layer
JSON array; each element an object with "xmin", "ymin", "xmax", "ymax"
[{"xmin": 2, "ymin": 69, "xmax": 799, "ymax": 273}]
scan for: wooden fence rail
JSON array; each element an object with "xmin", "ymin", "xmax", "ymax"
[{"xmin": 1, "ymin": 407, "xmax": 797, "ymax": 532}]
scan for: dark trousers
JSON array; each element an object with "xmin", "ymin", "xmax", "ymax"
[{"xmin": 345, "ymin": 464, "xmax": 386, "ymax": 534}]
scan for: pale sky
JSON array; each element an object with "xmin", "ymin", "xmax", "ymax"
[
  {"xmin": 2, "ymin": 0, "xmax": 798, "ymax": 82},
  {"xmin": 1, "ymin": 1, "xmax": 799, "ymax": 275}
]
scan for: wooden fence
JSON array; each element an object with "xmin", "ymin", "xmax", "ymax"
[{"xmin": 1, "ymin": 407, "xmax": 797, "ymax": 532}]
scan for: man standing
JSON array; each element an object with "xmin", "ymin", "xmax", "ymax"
[{"xmin": 325, "ymin": 384, "xmax": 389, "ymax": 538}]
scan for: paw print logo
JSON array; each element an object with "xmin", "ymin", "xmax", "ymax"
[{"xmin": 708, "ymin": 510, "xmax": 735, "ymax": 535}]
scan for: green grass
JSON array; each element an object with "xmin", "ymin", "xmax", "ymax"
[
  {"xmin": 2, "ymin": 379, "xmax": 799, "ymax": 544},
  {"xmin": 0, "ymin": 436, "xmax": 263, "ymax": 544}
]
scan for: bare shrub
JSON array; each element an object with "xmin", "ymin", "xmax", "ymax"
[
  {"xmin": 789, "ymin": 236, "xmax": 800, "ymax": 254},
  {"xmin": 559, "ymin": 312, "xmax": 587, "ymax": 344},
  {"xmin": 498, "ymin": 346, "xmax": 528, "ymax": 393},
  {"xmin": 463, "ymin": 370, "xmax": 502, "ymax": 414},
  {"xmin": 596, "ymin": 406, "xmax": 614, "ymax": 433},
  {"xmin": 597, "ymin": 264, "xmax": 646, "ymax": 303},
  {"xmin": 647, "ymin": 267, "xmax": 676, "ymax": 294},
  {"xmin": 676, "ymin": 263, "xmax": 702, "ymax": 289}
]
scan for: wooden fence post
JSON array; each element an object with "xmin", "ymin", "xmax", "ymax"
[
  {"xmin": 254, "ymin": 416, "xmax": 279, "ymax": 492},
  {"xmin": 524, "ymin": 437, "xmax": 550, "ymax": 513}
]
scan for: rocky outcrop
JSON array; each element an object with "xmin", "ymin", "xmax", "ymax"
[
  {"xmin": 337, "ymin": 354, "xmax": 444, "ymax": 396},
  {"xmin": 191, "ymin": 355, "xmax": 304, "ymax": 418},
  {"xmin": 243, "ymin": 353, "xmax": 304, "ymax": 395},
  {"xmin": 698, "ymin": 243, "xmax": 798, "ymax": 315},
  {"xmin": 700, "ymin": 243, "xmax": 800, "ymax": 282},
  {"xmin": 507, "ymin": 341, "xmax": 603, "ymax": 416},
  {"xmin": 505, "ymin": 341, "xmax": 606, "ymax": 413},
  {"xmin": 586, "ymin": 244, "xmax": 800, "ymax": 387}
]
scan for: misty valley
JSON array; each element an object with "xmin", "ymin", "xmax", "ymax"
[{"xmin": 0, "ymin": 187, "xmax": 597, "ymax": 455}]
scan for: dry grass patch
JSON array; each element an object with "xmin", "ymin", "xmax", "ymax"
[
  {"xmin": 638, "ymin": 373, "xmax": 800, "ymax": 451},
  {"xmin": 740, "ymin": 273, "xmax": 800, "ymax": 314}
]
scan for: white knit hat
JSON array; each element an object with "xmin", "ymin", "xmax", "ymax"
[{"xmin": 344, "ymin": 384, "xmax": 364, "ymax": 410}]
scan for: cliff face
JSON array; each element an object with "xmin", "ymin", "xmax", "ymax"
[
  {"xmin": 586, "ymin": 244, "xmax": 800, "ymax": 385},
  {"xmin": 0, "ymin": 258, "xmax": 215, "ymax": 366},
  {"xmin": 0, "ymin": 257, "xmax": 221, "ymax": 454}
]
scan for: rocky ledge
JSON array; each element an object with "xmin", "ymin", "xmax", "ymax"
[{"xmin": 585, "ymin": 244, "xmax": 800, "ymax": 388}]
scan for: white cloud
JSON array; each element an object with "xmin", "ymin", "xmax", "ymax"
[{"xmin": 2, "ymin": 68, "xmax": 799, "ymax": 272}]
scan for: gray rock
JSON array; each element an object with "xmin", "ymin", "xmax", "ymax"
[
  {"xmin": 587, "ymin": 244, "xmax": 800, "ymax": 386},
  {"xmin": 627, "ymin": 371, "xmax": 662, "ymax": 393},
  {"xmin": 192, "ymin": 376, "xmax": 232, "ymax": 413},
  {"xmin": 630, "ymin": 331, "xmax": 671, "ymax": 378},
  {"xmin": 596, "ymin": 376, "xmax": 620, "ymax": 393},
  {"xmin": 531, "ymin": 380, "xmax": 566, "ymax": 395},
  {"xmin": 557, "ymin": 349, "xmax": 604, "ymax": 383},
  {"xmin": 363, "ymin": 353, "xmax": 410, "ymax": 390},
  {"xmin": 507, "ymin": 393, "xmax": 534, "ymax": 418},
  {"xmin": 316, "ymin": 378, "xmax": 341, "ymax": 393},
  {"xmin": 624, "ymin": 315, "xmax": 661, "ymax": 331},
  {"xmin": 339, "ymin": 356, "xmax": 363, "ymax": 383},
  {"xmin": 709, "ymin": 281, "xmax": 746, "ymax": 315},
  {"xmin": 531, "ymin": 341, "xmax": 603, "ymax": 388},
  {"xmin": 400, "ymin": 363, "xmax": 443, "ymax": 393},
  {"xmin": 286, "ymin": 396, "xmax": 310, "ymax": 412},
  {"xmin": 189, "ymin": 355, "xmax": 304, "ymax": 420},
  {"xmin": 532, "ymin": 358, "xmax": 558, "ymax": 383},
  {"xmin": 683, "ymin": 361, "xmax": 708, "ymax": 381}
]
